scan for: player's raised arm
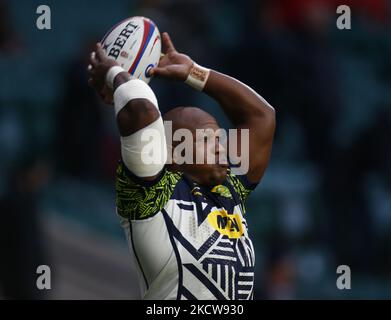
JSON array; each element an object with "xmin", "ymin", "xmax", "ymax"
[
  {"xmin": 203, "ymin": 70, "xmax": 275, "ymax": 184},
  {"xmin": 150, "ymin": 33, "xmax": 276, "ymax": 184},
  {"xmin": 88, "ymin": 43, "xmax": 166, "ymax": 181}
]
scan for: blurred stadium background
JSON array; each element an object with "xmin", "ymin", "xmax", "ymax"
[{"xmin": 0, "ymin": 0, "xmax": 390, "ymax": 299}]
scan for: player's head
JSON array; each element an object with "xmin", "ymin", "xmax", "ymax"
[{"xmin": 163, "ymin": 107, "xmax": 228, "ymax": 187}]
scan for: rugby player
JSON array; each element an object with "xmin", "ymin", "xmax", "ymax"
[{"xmin": 87, "ymin": 32, "xmax": 275, "ymax": 300}]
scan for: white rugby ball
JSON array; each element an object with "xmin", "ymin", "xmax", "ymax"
[{"xmin": 101, "ymin": 16, "xmax": 161, "ymax": 84}]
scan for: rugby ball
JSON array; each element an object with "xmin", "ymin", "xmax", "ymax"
[{"xmin": 101, "ymin": 16, "xmax": 161, "ymax": 84}]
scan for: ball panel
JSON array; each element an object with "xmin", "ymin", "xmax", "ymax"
[{"xmin": 101, "ymin": 17, "xmax": 161, "ymax": 84}]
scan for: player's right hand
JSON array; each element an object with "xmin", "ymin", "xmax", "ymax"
[
  {"xmin": 148, "ymin": 32, "xmax": 193, "ymax": 82},
  {"xmin": 87, "ymin": 43, "xmax": 118, "ymax": 104},
  {"xmin": 87, "ymin": 43, "xmax": 119, "ymax": 88}
]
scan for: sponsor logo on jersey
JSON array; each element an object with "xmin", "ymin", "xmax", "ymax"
[
  {"xmin": 211, "ymin": 185, "xmax": 232, "ymax": 198},
  {"xmin": 207, "ymin": 209, "xmax": 243, "ymax": 239}
]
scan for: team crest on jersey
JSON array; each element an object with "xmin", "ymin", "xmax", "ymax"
[
  {"xmin": 207, "ymin": 209, "xmax": 244, "ymax": 239},
  {"xmin": 210, "ymin": 185, "xmax": 232, "ymax": 198}
]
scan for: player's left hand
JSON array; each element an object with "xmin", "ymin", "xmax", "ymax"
[{"xmin": 148, "ymin": 32, "xmax": 193, "ymax": 81}]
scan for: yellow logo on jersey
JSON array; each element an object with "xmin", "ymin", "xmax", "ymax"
[
  {"xmin": 207, "ymin": 209, "xmax": 244, "ymax": 239},
  {"xmin": 210, "ymin": 185, "xmax": 232, "ymax": 198},
  {"xmin": 191, "ymin": 187, "xmax": 203, "ymax": 196}
]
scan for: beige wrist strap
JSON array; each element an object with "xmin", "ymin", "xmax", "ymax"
[{"xmin": 185, "ymin": 62, "xmax": 210, "ymax": 91}]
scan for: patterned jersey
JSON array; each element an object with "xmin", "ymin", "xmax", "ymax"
[{"xmin": 115, "ymin": 162, "xmax": 258, "ymax": 300}]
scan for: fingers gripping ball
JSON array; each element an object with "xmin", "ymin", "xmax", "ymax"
[{"xmin": 101, "ymin": 16, "xmax": 161, "ymax": 84}]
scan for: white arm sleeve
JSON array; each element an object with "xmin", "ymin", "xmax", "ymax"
[
  {"xmin": 115, "ymin": 80, "xmax": 167, "ymax": 177},
  {"xmin": 114, "ymin": 79, "xmax": 158, "ymax": 116}
]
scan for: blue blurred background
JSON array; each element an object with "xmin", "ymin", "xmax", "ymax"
[{"xmin": 0, "ymin": 0, "xmax": 390, "ymax": 299}]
